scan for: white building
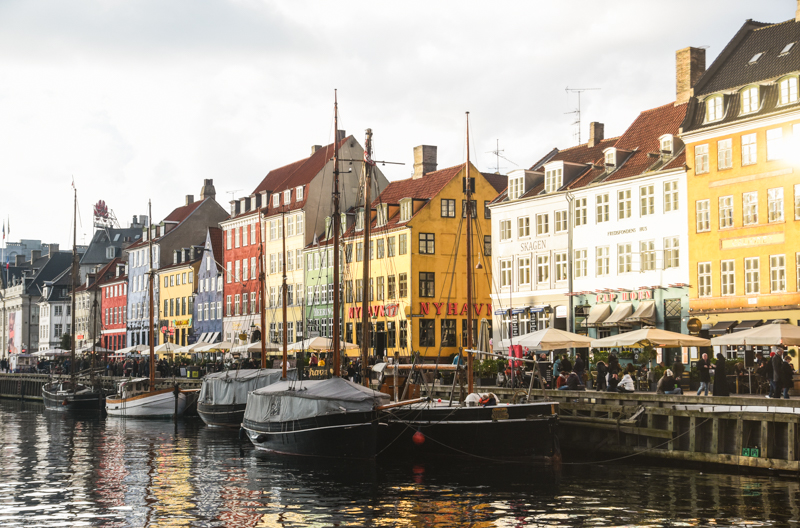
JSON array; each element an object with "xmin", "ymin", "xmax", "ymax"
[{"xmin": 38, "ymin": 269, "xmax": 73, "ymax": 351}]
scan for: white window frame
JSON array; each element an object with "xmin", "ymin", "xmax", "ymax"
[
  {"xmin": 696, "ymin": 200, "xmax": 710, "ymax": 232},
  {"xmin": 499, "ymin": 220, "xmax": 511, "ymax": 241},
  {"xmin": 770, "ymin": 255, "xmax": 786, "ymax": 293},
  {"xmin": 640, "ymin": 185, "xmax": 654, "ymax": 216},
  {"xmin": 536, "ymin": 255, "xmax": 550, "ymax": 284},
  {"xmin": 706, "ymin": 95, "xmax": 723, "ymax": 122},
  {"xmin": 596, "ymin": 194, "xmax": 609, "ymax": 223},
  {"xmin": 500, "ymin": 259, "xmax": 512, "ymax": 288},
  {"xmin": 721, "ymin": 260, "xmax": 735, "ymax": 296},
  {"xmin": 717, "ymin": 138, "xmax": 732, "ymax": 170},
  {"xmin": 518, "ymin": 257, "xmax": 531, "ymax": 286},
  {"xmin": 741, "ymin": 86, "xmax": 759, "ymax": 114},
  {"xmin": 767, "ymin": 128, "xmax": 784, "ymax": 161},
  {"xmin": 535, "ymin": 214, "xmax": 548, "ymax": 236},
  {"xmin": 664, "ymin": 237, "xmax": 679, "ymax": 269},
  {"xmin": 743, "ymin": 191, "xmax": 758, "ymax": 226},
  {"xmin": 544, "ymin": 167, "xmax": 563, "ymax": 193},
  {"xmin": 768, "ymin": 187, "xmax": 784, "ymax": 222},
  {"xmin": 745, "ymin": 257, "xmax": 760, "ymax": 295},
  {"xmin": 574, "ymin": 197, "xmax": 587, "ymax": 226},
  {"xmin": 575, "ymin": 249, "xmax": 587, "ymax": 278},
  {"xmin": 617, "ymin": 243, "xmax": 632, "ymax": 274},
  {"xmin": 617, "ymin": 189, "xmax": 631, "ymax": 219},
  {"xmin": 695, "ymin": 144, "xmax": 709, "ymax": 174},
  {"xmin": 698, "ymin": 262, "xmax": 712, "ymax": 297},
  {"xmin": 640, "ymin": 240, "xmax": 655, "ymax": 271},
  {"xmin": 742, "ymin": 133, "xmax": 757, "ymax": 166},
  {"xmin": 519, "ymin": 216, "xmax": 531, "ymax": 238},
  {"xmin": 554, "ymin": 252, "xmax": 568, "ymax": 282},
  {"xmin": 554, "ymin": 210, "xmax": 568, "ymax": 233},
  {"xmin": 719, "ymin": 196, "xmax": 734, "ymax": 229},
  {"xmin": 664, "ymin": 181, "xmax": 679, "ymax": 212},
  {"xmin": 780, "ymin": 76, "xmax": 798, "ymax": 105},
  {"xmin": 596, "ymin": 246, "xmax": 609, "ymax": 277}
]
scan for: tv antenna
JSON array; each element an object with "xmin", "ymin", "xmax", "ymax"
[
  {"xmin": 485, "ymin": 139, "xmax": 519, "ymax": 174},
  {"xmin": 565, "ymin": 87, "xmax": 600, "ymax": 144},
  {"xmin": 226, "ymin": 189, "xmax": 242, "ymax": 203}
]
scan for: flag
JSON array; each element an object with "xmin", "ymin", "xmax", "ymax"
[{"xmin": 364, "ymin": 150, "xmax": 376, "ymax": 166}]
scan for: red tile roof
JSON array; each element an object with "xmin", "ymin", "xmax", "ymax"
[
  {"xmin": 371, "ymin": 164, "xmax": 464, "ymax": 207},
  {"xmin": 92, "ymin": 258, "xmax": 126, "ymax": 289},
  {"xmin": 164, "ymin": 199, "xmax": 205, "ymax": 223},
  {"xmin": 481, "ymin": 172, "xmax": 509, "ymax": 194},
  {"xmin": 531, "ymin": 136, "xmax": 620, "ymax": 171}
]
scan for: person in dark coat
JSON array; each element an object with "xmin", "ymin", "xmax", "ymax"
[
  {"xmin": 595, "ymin": 361, "xmax": 607, "ymax": 392},
  {"xmin": 560, "ymin": 354, "xmax": 572, "ymax": 375},
  {"xmin": 713, "ymin": 353, "xmax": 729, "ymax": 396},
  {"xmin": 780, "ymin": 356, "xmax": 793, "ymax": 399},
  {"xmin": 606, "ymin": 354, "xmax": 620, "ymax": 392},
  {"xmin": 769, "ymin": 348, "xmax": 785, "ymax": 398},
  {"xmin": 573, "ymin": 355, "xmax": 585, "ymax": 378},
  {"xmin": 696, "ymin": 352, "xmax": 711, "ymax": 396}
]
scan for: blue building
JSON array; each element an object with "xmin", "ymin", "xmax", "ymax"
[{"xmin": 194, "ymin": 227, "xmax": 224, "ymax": 343}]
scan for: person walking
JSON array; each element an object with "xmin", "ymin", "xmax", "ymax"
[
  {"xmin": 769, "ymin": 347, "xmax": 784, "ymax": 399},
  {"xmin": 712, "ymin": 352, "xmax": 729, "ymax": 397},
  {"xmin": 696, "ymin": 353, "xmax": 711, "ymax": 396},
  {"xmin": 607, "ymin": 354, "xmax": 621, "ymax": 392},
  {"xmin": 595, "ymin": 360, "xmax": 607, "ymax": 392},
  {"xmin": 780, "ymin": 355, "xmax": 794, "ymax": 400}
]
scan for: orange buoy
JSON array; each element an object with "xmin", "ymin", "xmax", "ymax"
[{"xmin": 412, "ymin": 430, "xmax": 425, "ymax": 445}]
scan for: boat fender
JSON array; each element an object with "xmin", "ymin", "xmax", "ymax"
[
  {"xmin": 62, "ymin": 400, "xmax": 68, "ymax": 406},
  {"xmin": 255, "ymin": 434, "xmax": 269, "ymax": 443},
  {"xmin": 238, "ymin": 427, "xmax": 246, "ymax": 441},
  {"xmin": 412, "ymin": 430, "xmax": 425, "ymax": 445}
]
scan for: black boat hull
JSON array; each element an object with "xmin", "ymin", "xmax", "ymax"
[
  {"xmin": 243, "ymin": 411, "xmax": 384, "ymax": 459},
  {"xmin": 380, "ymin": 402, "xmax": 560, "ymax": 464},
  {"xmin": 198, "ymin": 402, "xmax": 245, "ymax": 427},
  {"xmin": 42, "ymin": 382, "xmax": 105, "ymax": 411}
]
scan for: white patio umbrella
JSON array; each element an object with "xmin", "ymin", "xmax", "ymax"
[
  {"xmin": 591, "ymin": 327, "xmax": 710, "ymax": 348},
  {"xmin": 501, "ymin": 328, "xmax": 594, "ymax": 350},
  {"xmin": 231, "ymin": 341, "xmax": 280, "ymax": 354},
  {"xmin": 711, "ymin": 322, "xmax": 800, "ymax": 347},
  {"xmin": 115, "ymin": 344, "xmax": 151, "ymax": 355},
  {"xmin": 286, "ymin": 337, "xmax": 359, "ymax": 351},
  {"xmin": 154, "ymin": 342, "xmax": 181, "ymax": 355},
  {"xmin": 193, "ymin": 340, "xmax": 234, "ymax": 353}
]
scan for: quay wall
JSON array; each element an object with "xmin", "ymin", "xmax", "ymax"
[{"xmin": 0, "ymin": 373, "xmax": 202, "ymax": 401}]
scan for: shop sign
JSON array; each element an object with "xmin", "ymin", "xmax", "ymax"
[
  {"xmin": 555, "ymin": 305, "xmax": 567, "ymax": 318},
  {"xmin": 595, "ymin": 290, "xmax": 652, "ymax": 303},
  {"xmin": 720, "ymin": 232, "xmax": 784, "ymax": 250},
  {"xmin": 173, "ymin": 318, "xmax": 192, "ymax": 328},
  {"xmin": 76, "ymin": 334, "xmax": 85, "ymax": 340},
  {"xmin": 348, "ymin": 304, "xmax": 400, "ymax": 319},
  {"xmin": 418, "ymin": 302, "xmax": 492, "ymax": 317},
  {"xmin": 519, "ymin": 240, "xmax": 546, "ymax": 253},
  {"xmin": 312, "ymin": 307, "xmax": 333, "ymax": 318}
]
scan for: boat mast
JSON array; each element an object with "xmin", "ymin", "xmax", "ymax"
[
  {"xmin": 332, "ymin": 90, "xmax": 342, "ymax": 378},
  {"xmin": 281, "ymin": 209, "xmax": 288, "ymax": 379},
  {"xmin": 148, "ymin": 200, "xmax": 155, "ymax": 390},
  {"xmin": 465, "ymin": 113, "xmax": 474, "ymax": 395},
  {"xmin": 360, "ymin": 128, "xmax": 373, "ymax": 387},
  {"xmin": 259, "ymin": 215, "xmax": 267, "ymax": 369},
  {"xmin": 70, "ymin": 186, "xmax": 78, "ymax": 386}
]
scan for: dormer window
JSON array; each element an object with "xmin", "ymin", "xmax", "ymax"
[
  {"xmin": 376, "ymin": 204, "xmax": 388, "ymax": 227},
  {"xmin": 741, "ymin": 86, "xmax": 759, "ymax": 114},
  {"xmin": 779, "ymin": 76, "xmax": 798, "ymax": 105},
  {"xmin": 603, "ymin": 148, "xmax": 616, "ymax": 168},
  {"xmin": 356, "ymin": 208, "xmax": 364, "ymax": 231},
  {"xmin": 781, "ymin": 43, "xmax": 795, "ymax": 56},
  {"xmin": 272, "ymin": 193, "xmax": 280, "ymax": 208},
  {"xmin": 660, "ymin": 135, "xmax": 673, "ymax": 154},
  {"xmin": 399, "ymin": 198, "xmax": 412, "ymax": 222},
  {"xmin": 508, "ymin": 176, "xmax": 525, "ymax": 200},
  {"xmin": 544, "ymin": 166, "xmax": 563, "ymax": 193},
  {"xmin": 749, "ymin": 52, "xmax": 764, "ymax": 64},
  {"xmin": 296, "ymin": 186, "xmax": 304, "ymax": 202},
  {"xmin": 705, "ymin": 95, "xmax": 724, "ymax": 122},
  {"xmin": 283, "ymin": 189, "xmax": 291, "ymax": 205}
]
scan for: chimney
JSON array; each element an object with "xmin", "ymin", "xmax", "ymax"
[
  {"xmin": 588, "ymin": 122, "xmax": 604, "ymax": 148},
  {"xmin": 15, "ymin": 254, "xmax": 24, "ymax": 266},
  {"xmin": 132, "ymin": 215, "xmax": 138, "ymax": 226},
  {"xmin": 676, "ymin": 47, "xmax": 706, "ymax": 105},
  {"xmin": 30, "ymin": 250, "xmax": 41, "ymax": 262},
  {"xmin": 47, "ymin": 243, "xmax": 59, "ymax": 255},
  {"xmin": 412, "ymin": 145, "xmax": 438, "ymax": 180},
  {"xmin": 185, "ymin": 195, "xmax": 194, "ymax": 206},
  {"xmin": 200, "ymin": 179, "xmax": 216, "ymax": 201},
  {"xmin": 336, "ymin": 130, "xmax": 346, "ymax": 142},
  {"xmin": 311, "ymin": 145, "xmax": 322, "ymax": 155},
  {"xmin": 139, "ymin": 215, "xmax": 148, "ymax": 227}
]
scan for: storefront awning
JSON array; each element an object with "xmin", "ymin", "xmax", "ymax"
[
  {"xmin": 494, "ymin": 309, "xmax": 507, "ymax": 315},
  {"xmin": 602, "ymin": 303, "xmax": 634, "ymax": 326},
  {"xmin": 625, "ymin": 300, "xmax": 656, "ymax": 323},
  {"xmin": 584, "ymin": 304, "xmax": 612, "ymax": 327},
  {"xmin": 197, "ymin": 332, "xmax": 208, "ymax": 343},
  {"xmin": 206, "ymin": 332, "xmax": 220, "ymax": 343},
  {"xmin": 733, "ymin": 320, "xmax": 762, "ymax": 332},
  {"xmin": 708, "ymin": 320, "xmax": 737, "ymax": 335},
  {"xmin": 529, "ymin": 305, "xmax": 549, "ymax": 313},
  {"xmin": 511, "ymin": 308, "xmax": 526, "ymax": 315}
]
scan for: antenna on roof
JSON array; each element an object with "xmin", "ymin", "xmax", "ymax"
[
  {"xmin": 486, "ymin": 139, "xmax": 518, "ymax": 174},
  {"xmin": 565, "ymin": 87, "xmax": 601, "ymax": 144},
  {"xmin": 226, "ymin": 190, "xmax": 242, "ymax": 202}
]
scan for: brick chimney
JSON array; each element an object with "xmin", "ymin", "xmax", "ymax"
[
  {"xmin": 676, "ymin": 47, "xmax": 706, "ymax": 105},
  {"xmin": 336, "ymin": 130, "xmax": 346, "ymax": 142},
  {"xmin": 311, "ymin": 145, "xmax": 322, "ymax": 155},
  {"xmin": 200, "ymin": 179, "xmax": 216, "ymax": 201},
  {"xmin": 14, "ymin": 254, "xmax": 24, "ymax": 266},
  {"xmin": 588, "ymin": 122, "xmax": 604, "ymax": 147},
  {"xmin": 185, "ymin": 195, "xmax": 194, "ymax": 206},
  {"xmin": 46, "ymin": 243, "xmax": 59, "ymax": 255},
  {"xmin": 30, "ymin": 250, "xmax": 41, "ymax": 262},
  {"xmin": 412, "ymin": 145, "xmax": 437, "ymax": 180}
]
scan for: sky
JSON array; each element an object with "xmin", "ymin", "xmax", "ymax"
[{"xmin": 0, "ymin": 0, "xmax": 793, "ymax": 249}]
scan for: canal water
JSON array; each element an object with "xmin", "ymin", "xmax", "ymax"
[{"xmin": 0, "ymin": 400, "xmax": 796, "ymax": 527}]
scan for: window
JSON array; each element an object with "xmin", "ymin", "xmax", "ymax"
[
  {"xmin": 554, "ymin": 210, "xmax": 568, "ymax": 233},
  {"xmin": 721, "ymin": 260, "xmax": 735, "ymax": 296},
  {"xmin": 164, "ymin": 276, "xmax": 169, "ymax": 288},
  {"xmin": 376, "ymin": 276, "xmax": 385, "ymax": 301},
  {"xmin": 226, "ymin": 262, "xmax": 232, "ymax": 283},
  {"xmin": 575, "ymin": 197, "xmax": 587, "ymax": 226},
  {"xmin": 796, "ymin": 184, "xmax": 800, "ymax": 220},
  {"xmin": 234, "ymin": 294, "xmax": 240, "ymax": 316},
  {"xmin": 664, "ymin": 237, "xmax": 679, "ymax": 269},
  {"xmin": 519, "ymin": 216, "xmax": 531, "ymax": 238},
  {"xmin": 484, "ymin": 201, "xmax": 491, "ymax": 219},
  {"xmin": 742, "ymin": 133, "xmax": 757, "ymax": 165},
  {"xmin": 545, "ymin": 167, "xmax": 563, "ymax": 193},
  {"xmin": 252, "ymin": 292, "xmax": 258, "ymax": 313},
  {"xmin": 604, "ymin": 149, "xmax": 616, "ymax": 167},
  {"xmin": 399, "ymin": 273, "xmax": 408, "ymax": 298},
  {"xmin": 536, "ymin": 255, "xmax": 549, "ymax": 283},
  {"xmin": 743, "ymin": 192, "xmax": 758, "ymax": 225},
  {"xmin": 554, "ymin": 252, "xmax": 567, "ymax": 281},
  {"xmin": 377, "ymin": 239, "xmax": 385, "ymax": 259},
  {"xmin": 461, "ymin": 200, "xmax": 476, "ymax": 218},
  {"xmin": 596, "ymin": 247, "xmax": 609, "ymax": 277},
  {"xmin": 419, "ymin": 319, "xmax": 436, "ymax": 347},
  {"xmin": 419, "ymin": 272, "xmax": 435, "ymax": 297},
  {"xmin": 771, "ymin": 255, "xmax": 786, "ymax": 292},
  {"xmin": 640, "ymin": 185, "xmax": 654, "ymax": 216},
  {"xmin": 574, "ymin": 249, "xmax": 587, "ymax": 278},
  {"xmin": 719, "ymin": 196, "xmax": 734, "ymax": 228},
  {"xmin": 387, "ymin": 275, "xmax": 396, "ymax": 299},
  {"xmin": 283, "ymin": 189, "xmax": 291, "ymax": 204},
  {"xmin": 617, "ymin": 243, "xmax": 632, "ymax": 273},
  {"xmin": 780, "ymin": 77, "xmax": 798, "ymax": 104},
  {"xmin": 706, "ymin": 95, "xmax": 723, "ymax": 122},
  {"xmin": 226, "ymin": 229, "xmax": 232, "ymax": 250},
  {"xmin": 781, "ymin": 43, "xmax": 796, "ymax": 55},
  {"xmin": 296, "ymin": 215, "xmax": 304, "ymax": 235},
  {"xmin": 695, "ymin": 144, "xmax": 709, "ymax": 174},
  {"xmin": 596, "ymin": 194, "xmax": 609, "ymax": 223},
  {"xmin": 356, "ymin": 242, "xmax": 363, "ymax": 262},
  {"xmin": 235, "ymin": 260, "xmax": 241, "ymax": 282},
  {"xmin": 286, "ymin": 216, "xmax": 295, "ymax": 237},
  {"xmin": 441, "ymin": 199, "xmax": 455, "ymax": 218},
  {"xmin": 484, "ymin": 235, "xmax": 491, "ymax": 256},
  {"xmin": 251, "ymin": 257, "xmax": 256, "ymax": 279},
  {"xmin": 399, "ymin": 234, "xmax": 407, "ymax": 255},
  {"xmin": 717, "ymin": 139, "xmax": 732, "ymax": 170},
  {"xmin": 660, "ymin": 136, "xmax": 673, "ymax": 154},
  {"xmin": 500, "ymin": 220, "xmax": 512, "ymax": 241},
  {"xmin": 508, "ymin": 176, "xmax": 525, "ymax": 200},
  {"xmin": 698, "ymin": 262, "xmax": 712, "ymax": 297},
  {"xmin": 441, "ymin": 319, "xmax": 456, "ymax": 347},
  {"xmin": 617, "ymin": 190, "xmax": 631, "ymax": 219},
  {"xmin": 741, "ymin": 86, "xmax": 759, "ymax": 114},
  {"xmin": 518, "ymin": 257, "xmax": 531, "ymax": 286},
  {"xmin": 745, "ymin": 257, "xmax": 760, "ymax": 294},
  {"xmin": 500, "ymin": 260, "xmax": 512, "ymax": 287},
  {"xmin": 376, "ymin": 204, "xmax": 388, "ymax": 227},
  {"xmin": 664, "ymin": 181, "xmax": 679, "ymax": 212},
  {"xmin": 355, "ymin": 210, "xmax": 364, "ymax": 231},
  {"xmin": 696, "ymin": 200, "xmax": 710, "ymax": 232},
  {"xmin": 767, "ymin": 128, "xmax": 784, "ymax": 161},
  {"xmin": 640, "ymin": 240, "xmax": 655, "ymax": 271},
  {"xmin": 400, "ymin": 199, "xmax": 412, "ymax": 222},
  {"xmin": 272, "ymin": 193, "xmax": 280, "ymax": 208},
  {"xmin": 419, "ymin": 233, "xmax": 435, "ymax": 254},
  {"xmin": 749, "ymin": 52, "xmax": 764, "ymax": 64},
  {"xmin": 226, "ymin": 295, "xmax": 232, "ymax": 316},
  {"xmin": 768, "ymin": 187, "xmax": 784, "ymax": 222}
]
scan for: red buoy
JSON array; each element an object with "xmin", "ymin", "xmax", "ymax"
[{"xmin": 412, "ymin": 430, "xmax": 425, "ymax": 445}]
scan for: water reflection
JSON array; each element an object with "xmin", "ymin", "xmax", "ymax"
[{"xmin": 0, "ymin": 400, "xmax": 796, "ymax": 526}]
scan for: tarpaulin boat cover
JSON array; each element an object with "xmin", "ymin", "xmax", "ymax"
[
  {"xmin": 198, "ymin": 369, "xmax": 296, "ymax": 406},
  {"xmin": 244, "ymin": 377, "xmax": 390, "ymax": 424}
]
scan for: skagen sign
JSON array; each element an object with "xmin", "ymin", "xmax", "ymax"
[{"xmin": 520, "ymin": 239, "xmax": 547, "ymax": 252}]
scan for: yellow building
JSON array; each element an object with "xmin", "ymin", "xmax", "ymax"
[
  {"xmin": 340, "ymin": 149, "xmax": 506, "ymax": 359},
  {"xmin": 682, "ymin": 21, "xmax": 800, "ymax": 334},
  {"xmin": 157, "ymin": 248, "xmax": 201, "ymax": 346}
]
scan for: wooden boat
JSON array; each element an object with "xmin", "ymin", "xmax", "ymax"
[
  {"xmin": 105, "ymin": 377, "xmax": 187, "ymax": 418},
  {"xmin": 198, "ymin": 368, "xmax": 294, "ymax": 427}
]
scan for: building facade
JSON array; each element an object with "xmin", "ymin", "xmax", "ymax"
[
  {"xmin": 99, "ymin": 260, "xmax": 128, "ymax": 351},
  {"xmin": 157, "ymin": 248, "xmax": 201, "ymax": 347},
  {"xmin": 37, "ymin": 268, "xmax": 73, "ymax": 350},
  {"xmin": 194, "ymin": 228, "xmax": 224, "ymax": 343}
]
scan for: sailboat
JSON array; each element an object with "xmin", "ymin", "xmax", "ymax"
[
  {"xmin": 241, "ymin": 92, "xmax": 392, "ymax": 457},
  {"xmin": 42, "ymin": 185, "xmax": 107, "ymax": 411},
  {"xmin": 377, "ymin": 114, "xmax": 561, "ymax": 464},
  {"xmin": 106, "ymin": 201, "xmax": 187, "ymax": 418}
]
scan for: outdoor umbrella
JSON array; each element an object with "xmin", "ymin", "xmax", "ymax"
[
  {"xmin": 115, "ymin": 344, "xmax": 151, "ymax": 355},
  {"xmin": 231, "ymin": 340, "xmax": 280, "ymax": 354},
  {"xmin": 154, "ymin": 342, "xmax": 181, "ymax": 355},
  {"xmin": 194, "ymin": 340, "xmax": 234, "ymax": 353},
  {"xmin": 286, "ymin": 337, "xmax": 359, "ymax": 351},
  {"xmin": 591, "ymin": 327, "xmax": 710, "ymax": 348},
  {"xmin": 710, "ymin": 322, "xmax": 800, "ymax": 347},
  {"xmin": 173, "ymin": 342, "xmax": 208, "ymax": 354},
  {"xmin": 501, "ymin": 328, "xmax": 594, "ymax": 350},
  {"xmin": 33, "ymin": 349, "xmax": 70, "ymax": 357}
]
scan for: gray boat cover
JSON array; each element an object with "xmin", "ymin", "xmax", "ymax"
[
  {"xmin": 243, "ymin": 377, "xmax": 390, "ymax": 424},
  {"xmin": 198, "ymin": 369, "xmax": 296, "ymax": 406}
]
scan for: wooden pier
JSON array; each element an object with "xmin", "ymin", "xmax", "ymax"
[{"xmin": 0, "ymin": 373, "xmax": 202, "ymax": 402}]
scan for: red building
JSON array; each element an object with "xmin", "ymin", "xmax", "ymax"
[{"xmin": 98, "ymin": 258, "xmax": 128, "ymax": 351}]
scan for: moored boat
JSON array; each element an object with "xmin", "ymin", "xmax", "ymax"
[
  {"xmin": 198, "ymin": 368, "xmax": 294, "ymax": 427},
  {"xmin": 105, "ymin": 377, "xmax": 187, "ymax": 418},
  {"xmin": 42, "ymin": 380, "xmax": 106, "ymax": 411}
]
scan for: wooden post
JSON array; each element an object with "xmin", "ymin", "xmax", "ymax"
[
  {"xmin": 668, "ymin": 415, "xmax": 675, "ymax": 451},
  {"xmin": 647, "ymin": 414, "xmax": 655, "ymax": 449},
  {"xmin": 711, "ymin": 418, "xmax": 719, "ymax": 455},
  {"xmin": 761, "ymin": 420, "xmax": 769, "ymax": 459},
  {"xmin": 788, "ymin": 421, "xmax": 796, "ymax": 462},
  {"xmin": 734, "ymin": 416, "xmax": 743, "ymax": 459},
  {"xmin": 689, "ymin": 416, "xmax": 697, "ymax": 453}
]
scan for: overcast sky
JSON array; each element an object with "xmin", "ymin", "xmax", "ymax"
[{"xmin": 0, "ymin": 0, "xmax": 792, "ymax": 249}]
